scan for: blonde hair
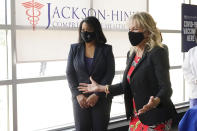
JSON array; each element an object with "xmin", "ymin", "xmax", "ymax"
[{"xmin": 128, "ymin": 12, "xmax": 163, "ymax": 54}]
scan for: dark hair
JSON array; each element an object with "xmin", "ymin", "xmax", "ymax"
[
  {"xmin": 78, "ymin": 16, "xmax": 106, "ymax": 45},
  {"xmin": 195, "ymin": 28, "xmax": 197, "ymax": 42}
]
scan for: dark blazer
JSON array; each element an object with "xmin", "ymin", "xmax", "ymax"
[
  {"xmin": 66, "ymin": 43, "xmax": 115, "ymax": 98},
  {"xmin": 109, "ymin": 45, "xmax": 177, "ymax": 125}
]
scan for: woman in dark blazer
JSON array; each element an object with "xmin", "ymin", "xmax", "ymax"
[
  {"xmin": 66, "ymin": 16, "xmax": 115, "ymax": 131},
  {"xmin": 79, "ymin": 12, "xmax": 177, "ymax": 131}
]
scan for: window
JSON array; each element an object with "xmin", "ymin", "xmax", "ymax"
[
  {"xmin": 16, "ymin": 30, "xmax": 77, "ymax": 62},
  {"xmin": 93, "ymin": 0, "xmax": 146, "ymax": 30},
  {"xmin": 0, "ymin": 0, "xmax": 11, "ymax": 25},
  {"xmin": 161, "ymin": 33, "xmax": 186, "ymax": 103},
  {"xmin": 7, "ymin": 0, "xmax": 11, "ymax": 25},
  {"xmin": 0, "ymin": 0, "xmax": 5, "ymax": 24},
  {"xmin": 191, "ymin": 0, "xmax": 197, "ymax": 5},
  {"xmin": 17, "ymin": 61, "xmax": 67, "ymax": 78},
  {"xmin": 0, "ymin": 86, "xmax": 9, "ymax": 131},
  {"xmin": 105, "ymin": 31, "xmax": 131, "ymax": 57},
  {"xmin": 162, "ymin": 33, "xmax": 183, "ymax": 66},
  {"xmin": 149, "ymin": 0, "xmax": 184, "ymax": 30},
  {"xmin": 111, "ymin": 74, "xmax": 125, "ymax": 117},
  {"xmin": 0, "ymin": 30, "xmax": 12, "ymax": 80},
  {"xmin": 170, "ymin": 69, "xmax": 184, "ymax": 103},
  {"xmin": 17, "ymin": 81, "xmax": 73, "ymax": 131}
]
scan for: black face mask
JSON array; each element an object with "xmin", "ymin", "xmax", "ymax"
[
  {"xmin": 128, "ymin": 31, "xmax": 144, "ymax": 46},
  {"xmin": 81, "ymin": 31, "xmax": 96, "ymax": 43}
]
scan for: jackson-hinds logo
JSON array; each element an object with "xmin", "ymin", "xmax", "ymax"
[
  {"xmin": 22, "ymin": 0, "xmax": 44, "ymax": 30},
  {"xmin": 21, "ymin": 1, "xmax": 133, "ymax": 30}
]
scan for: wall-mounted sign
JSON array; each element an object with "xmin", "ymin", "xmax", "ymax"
[
  {"xmin": 16, "ymin": 0, "xmax": 146, "ymax": 62},
  {"xmin": 182, "ymin": 3, "xmax": 197, "ymax": 52},
  {"xmin": 17, "ymin": 0, "xmax": 146, "ymax": 30}
]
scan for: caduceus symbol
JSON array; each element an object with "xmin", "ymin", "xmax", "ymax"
[{"xmin": 22, "ymin": 0, "xmax": 44, "ymax": 30}]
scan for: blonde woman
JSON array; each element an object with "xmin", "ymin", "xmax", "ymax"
[{"xmin": 78, "ymin": 12, "xmax": 177, "ymax": 131}]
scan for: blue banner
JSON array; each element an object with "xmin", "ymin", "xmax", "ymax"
[{"xmin": 182, "ymin": 4, "xmax": 197, "ymax": 52}]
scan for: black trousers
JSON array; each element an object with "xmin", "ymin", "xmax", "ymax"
[{"xmin": 72, "ymin": 97, "xmax": 112, "ymax": 131}]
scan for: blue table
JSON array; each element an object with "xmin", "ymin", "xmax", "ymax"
[{"xmin": 178, "ymin": 106, "xmax": 197, "ymax": 131}]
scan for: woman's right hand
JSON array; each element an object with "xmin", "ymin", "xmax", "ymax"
[
  {"xmin": 78, "ymin": 77, "xmax": 106, "ymax": 93},
  {"xmin": 76, "ymin": 94, "xmax": 89, "ymax": 108}
]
